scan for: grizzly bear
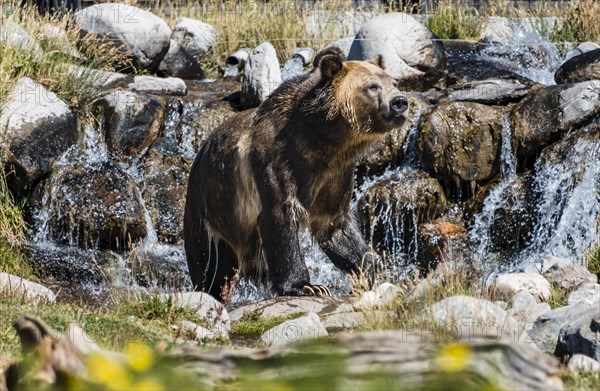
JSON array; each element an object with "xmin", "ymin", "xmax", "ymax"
[{"xmin": 184, "ymin": 53, "xmax": 408, "ymax": 298}]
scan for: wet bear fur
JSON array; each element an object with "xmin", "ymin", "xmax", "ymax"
[{"xmin": 184, "ymin": 53, "xmax": 408, "ymax": 298}]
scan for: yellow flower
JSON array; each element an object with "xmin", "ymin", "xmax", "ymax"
[
  {"xmin": 435, "ymin": 342, "xmax": 472, "ymax": 372},
  {"xmin": 86, "ymin": 352, "xmax": 133, "ymax": 389},
  {"xmin": 125, "ymin": 342, "xmax": 155, "ymax": 372}
]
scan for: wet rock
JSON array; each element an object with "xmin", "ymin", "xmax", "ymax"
[
  {"xmin": 564, "ymin": 42, "xmax": 600, "ymax": 61},
  {"xmin": 128, "ymin": 75, "xmax": 187, "ymax": 96},
  {"xmin": 171, "ymin": 17, "xmax": 218, "ymax": 59},
  {"xmin": 97, "ymin": 91, "xmax": 165, "ymax": 159},
  {"xmin": 348, "ymin": 12, "xmax": 446, "ymax": 91},
  {"xmin": 162, "ymin": 292, "xmax": 230, "ymax": 338},
  {"xmin": 445, "ymin": 56, "xmax": 537, "ymax": 87},
  {"xmin": 240, "ymin": 42, "xmax": 282, "ymax": 109},
  {"xmin": 568, "ymin": 283, "xmax": 600, "ymax": 306},
  {"xmin": 0, "ymin": 273, "xmax": 55, "ymax": 303},
  {"xmin": 0, "ymin": 77, "xmax": 78, "ymax": 188},
  {"xmin": 357, "ymin": 169, "xmax": 448, "ymax": 257},
  {"xmin": 481, "ymin": 173, "xmax": 537, "ymax": 253},
  {"xmin": 25, "ymin": 246, "xmax": 120, "ymax": 286},
  {"xmin": 490, "ymin": 273, "xmax": 551, "ymax": 302},
  {"xmin": 261, "ymin": 312, "xmax": 328, "ymax": 346},
  {"xmin": 512, "ymin": 81, "xmax": 600, "ymax": 167},
  {"xmin": 419, "ymin": 101, "xmax": 503, "ymax": 189},
  {"xmin": 229, "ymin": 296, "xmax": 353, "ymax": 322},
  {"xmin": 447, "ymin": 79, "xmax": 530, "ymax": 104},
  {"xmin": 528, "ymin": 299, "xmax": 599, "ymax": 355},
  {"xmin": 158, "ymin": 40, "xmax": 205, "ymax": 80},
  {"xmin": 543, "ymin": 264, "xmax": 598, "ymax": 290},
  {"xmin": 556, "ymin": 307, "xmax": 600, "ymax": 361},
  {"xmin": 28, "ymin": 161, "xmax": 147, "ymax": 251},
  {"xmin": 357, "ymin": 93, "xmax": 431, "ymax": 178},
  {"xmin": 416, "ymin": 221, "xmax": 468, "ymax": 271},
  {"xmin": 72, "ymin": 4, "xmax": 171, "ymax": 72},
  {"xmin": 141, "ymin": 149, "xmax": 190, "ymax": 244},
  {"xmin": 568, "ymin": 354, "xmax": 600, "ymax": 372},
  {"xmin": 354, "ymin": 282, "xmax": 402, "ymax": 309},
  {"xmin": 424, "ymin": 295, "xmax": 519, "ymax": 337},
  {"xmin": 555, "ymin": 48, "xmax": 600, "ymax": 84}
]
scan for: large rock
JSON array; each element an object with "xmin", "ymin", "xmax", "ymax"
[
  {"xmin": 0, "ymin": 77, "xmax": 78, "ymax": 188},
  {"xmin": 261, "ymin": 312, "xmax": 328, "ymax": 346},
  {"xmin": 28, "ymin": 161, "xmax": 147, "ymax": 251},
  {"xmin": 568, "ymin": 354, "xmax": 600, "ymax": 372},
  {"xmin": 72, "ymin": 3, "xmax": 171, "ymax": 72},
  {"xmin": 511, "ymin": 81, "xmax": 600, "ymax": 167},
  {"xmin": 0, "ymin": 273, "xmax": 56, "ymax": 303},
  {"xmin": 348, "ymin": 13, "xmax": 446, "ymax": 91},
  {"xmin": 97, "ymin": 91, "xmax": 165, "ymax": 159},
  {"xmin": 568, "ymin": 283, "xmax": 600, "ymax": 306},
  {"xmin": 543, "ymin": 263, "xmax": 598, "ymax": 291},
  {"xmin": 556, "ymin": 307, "xmax": 600, "ymax": 361},
  {"xmin": 447, "ymin": 79, "xmax": 531, "ymax": 104},
  {"xmin": 419, "ymin": 101, "xmax": 503, "ymax": 189},
  {"xmin": 357, "ymin": 169, "xmax": 448, "ymax": 257},
  {"xmin": 171, "ymin": 17, "xmax": 218, "ymax": 59},
  {"xmin": 158, "ymin": 40, "xmax": 205, "ymax": 80},
  {"xmin": 0, "ymin": 21, "xmax": 43, "ymax": 56},
  {"xmin": 240, "ymin": 42, "xmax": 282, "ymax": 109},
  {"xmin": 528, "ymin": 299, "xmax": 599, "ymax": 355},
  {"xmin": 490, "ymin": 273, "xmax": 551, "ymax": 302},
  {"xmin": 555, "ymin": 48, "xmax": 600, "ymax": 84}
]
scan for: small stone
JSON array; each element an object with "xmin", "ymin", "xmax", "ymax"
[
  {"xmin": 322, "ymin": 312, "xmax": 365, "ymax": 330},
  {"xmin": 508, "ymin": 290, "xmax": 537, "ymax": 311},
  {"xmin": 179, "ymin": 320, "xmax": 217, "ymax": 341},
  {"xmin": 542, "ymin": 256, "xmax": 570, "ymax": 274},
  {"xmin": 568, "ymin": 354, "xmax": 600, "ymax": 372},
  {"xmin": 261, "ymin": 312, "xmax": 328, "ymax": 346}
]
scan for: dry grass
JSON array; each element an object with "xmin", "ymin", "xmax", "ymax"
[{"xmin": 551, "ymin": 0, "xmax": 600, "ymax": 43}]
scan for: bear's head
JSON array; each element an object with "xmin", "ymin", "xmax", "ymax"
[{"xmin": 320, "ymin": 54, "xmax": 408, "ymax": 135}]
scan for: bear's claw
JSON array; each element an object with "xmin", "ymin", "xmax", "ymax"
[{"xmin": 303, "ymin": 285, "xmax": 332, "ymax": 297}]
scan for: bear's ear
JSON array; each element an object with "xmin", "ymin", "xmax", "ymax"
[
  {"xmin": 319, "ymin": 54, "xmax": 343, "ymax": 80},
  {"xmin": 370, "ymin": 54, "xmax": 385, "ymax": 70}
]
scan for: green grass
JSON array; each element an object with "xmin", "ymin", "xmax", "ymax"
[
  {"xmin": 584, "ymin": 241, "xmax": 600, "ymax": 279},
  {"xmin": 562, "ymin": 370, "xmax": 600, "ymax": 391},
  {"xmin": 231, "ymin": 310, "xmax": 305, "ymax": 336}
]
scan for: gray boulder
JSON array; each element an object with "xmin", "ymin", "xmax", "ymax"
[
  {"xmin": 568, "ymin": 283, "xmax": 600, "ymax": 306},
  {"xmin": 0, "ymin": 273, "xmax": 56, "ymax": 303},
  {"xmin": 555, "ymin": 49, "xmax": 600, "ymax": 84},
  {"xmin": 447, "ymin": 79, "xmax": 530, "ymax": 104},
  {"xmin": 240, "ymin": 42, "xmax": 282, "ymax": 109},
  {"xmin": 512, "ymin": 80, "xmax": 600, "ymax": 164},
  {"xmin": 543, "ymin": 263, "xmax": 598, "ymax": 291},
  {"xmin": 158, "ymin": 40, "xmax": 205, "ymax": 80},
  {"xmin": 556, "ymin": 307, "xmax": 600, "ymax": 361},
  {"xmin": 491, "ymin": 273, "xmax": 551, "ymax": 302},
  {"xmin": 128, "ymin": 76, "xmax": 187, "ymax": 96},
  {"xmin": 568, "ymin": 354, "xmax": 600, "ymax": 372},
  {"xmin": 348, "ymin": 12, "xmax": 446, "ymax": 91},
  {"xmin": 171, "ymin": 17, "xmax": 218, "ymax": 59},
  {"xmin": 72, "ymin": 3, "xmax": 171, "ymax": 72},
  {"xmin": 97, "ymin": 91, "xmax": 165, "ymax": 159},
  {"xmin": 261, "ymin": 312, "xmax": 328, "ymax": 346},
  {"xmin": 0, "ymin": 21, "xmax": 43, "ymax": 56},
  {"xmin": 419, "ymin": 101, "xmax": 503, "ymax": 186},
  {"xmin": 528, "ymin": 299, "xmax": 599, "ymax": 355},
  {"xmin": 0, "ymin": 77, "xmax": 78, "ymax": 188}
]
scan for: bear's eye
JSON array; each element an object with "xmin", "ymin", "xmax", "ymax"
[{"xmin": 367, "ymin": 83, "xmax": 381, "ymax": 91}]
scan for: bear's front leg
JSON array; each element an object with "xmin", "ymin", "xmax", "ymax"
[
  {"xmin": 318, "ymin": 210, "xmax": 375, "ymax": 275},
  {"xmin": 257, "ymin": 169, "xmax": 329, "ymax": 296}
]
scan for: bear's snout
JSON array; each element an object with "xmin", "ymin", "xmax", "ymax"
[{"xmin": 390, "ymin": 96, "xmax": 408, "ymax": 116}]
